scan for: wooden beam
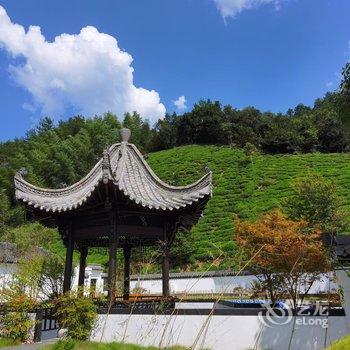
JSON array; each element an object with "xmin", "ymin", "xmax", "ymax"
[
  {"xmin": 63, "ymin": 226, "xmax": 74, "ymax": 293},
  {"xmin": 123, "ymin": 246, "xmax": 131, "ymax": 300},
  {"xmin": 73, "ymin": 224, "xmax": 163, "ymax": 239},
  {"xmin": 70, "ymin": 237, "xmax": 161, "ymax": 248}
]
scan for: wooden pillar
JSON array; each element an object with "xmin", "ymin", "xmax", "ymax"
[
  {"xmin": 123, "ymin": 246, "xmax": 131, "ymax": 300},
  {"xmin": 162, "ymin": 229, "xmax": 170, "ymax": 297},
  {"xmin": 108, "ymin": 210, "xmax": 118, "ymax": 302},
  {"xmin": 78, "ymin": 246, "xmax": 88, "ymax": 293},
  {"xmin": 63, "ymin": 227, "xmax": 74, "ymax": 293},
  {"xmin": 33, "ymin": 309, "xmax": 43, "ymax": 342}
]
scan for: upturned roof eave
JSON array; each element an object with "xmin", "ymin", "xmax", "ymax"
[
  {"xmin": 14, "ymin": 142, "xmax": 212, "ymax": 213},
  {"xmin": 127, "ymin": 143, "xmax": 212, "ymax": 192}
]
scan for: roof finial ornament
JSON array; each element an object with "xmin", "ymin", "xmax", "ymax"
[
  {"xmin": 102, "ymin": 149, "xmax": 110, "ymax": 184},
  {"xmin": 120, "ymin": 128, "xmax": 131, "ymax": 143},
  {"xmin": 17, "ymin": 167, "xmax": 28, "ymax": 177},
  {"xmin": 203, "ymin": 165, "xmax": 211, "ymax": 174}
]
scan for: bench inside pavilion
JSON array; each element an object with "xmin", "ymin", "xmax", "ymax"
[{"xmin": 14, "ymin": 128, "xmax": 212, "ymax": 303}]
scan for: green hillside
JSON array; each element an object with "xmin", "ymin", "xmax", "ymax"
[
  {"xmin": 145, "ymin": 145, "xmax": 350, "ymax": 269},
  {"xmin": 11, "ymin": 144, "xmax": 350, "ymax": 271}
]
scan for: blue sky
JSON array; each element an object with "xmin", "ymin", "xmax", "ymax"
[{"xmin": 0, "ymin": 0, "xmax": 349, "ymax": 141}]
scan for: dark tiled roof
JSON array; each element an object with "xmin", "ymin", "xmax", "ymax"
[
  {"xmin": 324, "ymin": 234, "xmax": 350, "ymax": 263},
  {"xmin": 0, "ymin": 242, "xmax": 18, "ymax": 263},
  {"xmin": 14, "ymin": 128, "xmax": 212, "ymax": 213}
]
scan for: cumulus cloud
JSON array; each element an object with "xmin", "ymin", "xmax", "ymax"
[
  {"xmin": 0, "ymin": 6, "xmax": 165, "ymax": 122},
  {"xmin": 173, "ymin": 95, "xmax": 187, "ymax": 111},
  {"xmin": 213, "ymin": 0, "xmax": 284, "ymax": 20}
]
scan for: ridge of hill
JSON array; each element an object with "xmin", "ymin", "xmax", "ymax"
[{"xmin": 145, "ymin": 145, "xmax": 350, "ymax": 269}]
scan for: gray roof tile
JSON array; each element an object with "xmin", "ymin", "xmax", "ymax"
[{"xmin": 14, "ymin": 129, "xmax": 212, "ymax": 213}]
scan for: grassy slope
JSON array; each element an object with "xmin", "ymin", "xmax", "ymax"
[
  {"xmin": 145, "ymin": 145, "xmax": 350, "ymax": 269},
  {"xmin": 81, "ymin": 145, "xmax": 350, "ymax": 269}
]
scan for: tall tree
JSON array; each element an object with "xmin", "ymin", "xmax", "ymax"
[
  {"xmin": 284, "ymin": 174, "xmax": 344, "ymax": 235},
  {"xmin": 340, "ymin": 62, "xmax": 350, "ymax": 96},
  {"xmin": 235, "ymin": 210, "xmax": 331, "ymax": 310},
  {"xmin": 152, "ymin": 113, "xmax": 177, "ymax": 151}
]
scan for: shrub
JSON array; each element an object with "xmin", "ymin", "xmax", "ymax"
[
  {"xmin": 0, "ymin": 293, "xmax": 36, "ymax": 342},
  {"xmin": 0, "ymin": 312, "xmax": 34, "ymax": 342},
  {"xmin": 55, "ymin": 293, "xmax": 97, "ymax": 341}
]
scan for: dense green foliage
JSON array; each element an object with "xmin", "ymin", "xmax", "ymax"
[
  {"xmin": 284, "ymin": 174, "xmax": 344, "ymax": 234},
  {"xmin": 341, "ymin": 62, "xmax": 350, "ymax": 96},
  {"xmin": 153, "ymin": 95, "xmax": 350, "ymax": 154}
]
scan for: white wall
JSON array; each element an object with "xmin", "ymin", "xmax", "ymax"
[
  {"xmin": 91, "ymin": 269, "xmax": 349, "ymax": 350},
  {"xmin": 0, "ymin": 263, "xmax": 17, "ymax": 298},
  {"xmin": 130, "ymin": 273, "xmax": 338, "ymax": 295},
  {"xmin": 1, "ymin": 262, "xmax": 106, "ymax": 299},
  {"xmin": 91, "ymin": 313, "xmax": 348, "ymax": 350},
  {"xmin": 335, "ymin": 269, "xmax": 350, "ymax": 332},
  {"xmin": 71, "ymin": 265, "xmax": 105, "ymax": 296}
]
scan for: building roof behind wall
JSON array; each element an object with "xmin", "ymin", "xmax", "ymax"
[
  {"xmin": 130, "ymin": 269, "xmax": 252, "ymax": 281},
  {"xmin": 0, "ymin": 242, "xmax": 18, "ymax": 264}
]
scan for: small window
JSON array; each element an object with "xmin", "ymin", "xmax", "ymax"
[{"xmin": 102, "ymin": 277, "xmax": 108, "ymax": 292}]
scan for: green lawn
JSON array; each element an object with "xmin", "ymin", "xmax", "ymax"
[
  {"xmin": 41, "ymin": 340, "xmax": 188, "ymax": 350},
  {"xmin": 0, "ymin": 338, "xmax": 20, "ymax": 348},
  {"xmin": 327, "ymin": 334, "xmax": 350, "ymax": 350}
]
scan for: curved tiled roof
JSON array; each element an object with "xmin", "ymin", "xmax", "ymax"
[{"xmin": 14, "ymin": 129, "xmax": 212, "ymax": 213}]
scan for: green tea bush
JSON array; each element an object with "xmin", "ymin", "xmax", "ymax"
[{"xmin": 55, "ymin": 293, "xmax": 97, "ymax": 341}]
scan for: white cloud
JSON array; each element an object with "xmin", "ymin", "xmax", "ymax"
[
  {"xmin": 213, "ymin": 0, "xmax": 284, "ymax": 20},
  {"xmin": 0, "ymin": 6, "xmax": 165, "ymax": 123},
  {"xmin": 22, "ymin": 102, "xmax": 36, "ymax": 113},
  {"xmin": 173, "ymin": 95, "xmax": 187, "ymax": 110}
]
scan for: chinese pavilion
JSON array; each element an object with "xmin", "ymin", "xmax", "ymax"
[{"xmin": 14, "ymin": 128, "xmax": 212, "ymax": 301}]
